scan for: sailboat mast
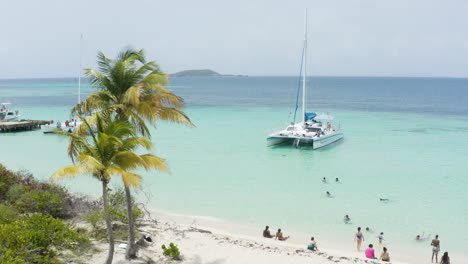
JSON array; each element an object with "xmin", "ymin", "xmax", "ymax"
[
  {"xmin": 301, "ymin": 9, "xmax": 308, "ymax": 124},
  {"xmin": 78, "ymin": 34, "xmax": 83, "ymax": 104}
]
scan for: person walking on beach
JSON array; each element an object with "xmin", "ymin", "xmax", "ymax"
[
  {"xmin": 431, "ymin": 235, "xmax": 440, "ymax": 263},
  {"xmin": 307, "ymin": 236, "xmax": 318, "ymax": 251},
  {"xmin": 440, "ymin": 252, "xmax": 450, "ymax": 264},
  {"xmin": 275, "ymin": 229, "xmax": 289, "ymax": 241},
  {"xmin": 380, "ymin": 247, "xmax": 390, "ymax": 262},
  {"xmin": 355, "ymin": 227, "xmax": 364, "ymax": 251},
  {"xmin": 263, "ymin": 226, "xmax": 274, "ymax": 238}
]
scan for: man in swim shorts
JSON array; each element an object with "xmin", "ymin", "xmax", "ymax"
[{"xmin": 431, "ymin": 235, "xmax": 440, "ymax": 263}]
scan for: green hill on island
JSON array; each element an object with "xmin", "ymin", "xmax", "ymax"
[{"xmin": 171, "ymin": 69, "xmax": 246, "ymax": 77}]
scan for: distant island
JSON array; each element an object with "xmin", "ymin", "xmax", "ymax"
[{"xmin": 170, "ymin": 69, "xmax": 247, "ymax": 77}]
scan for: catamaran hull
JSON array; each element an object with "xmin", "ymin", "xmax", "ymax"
[
  {"xmin": 267, "ymin": 132, "xmax": 343, "ymax": 149},
  {"xmin": 312, "ymin": 132, "xmax": 344, "ymax": 149}
]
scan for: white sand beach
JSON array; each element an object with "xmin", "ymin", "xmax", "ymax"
[{"xmin": 85, "ymin": 210, "xmax": 412, "ymax": 264}]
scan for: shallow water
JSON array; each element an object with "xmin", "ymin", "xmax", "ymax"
[{"xmin": 1, "ymin": 77, "xmax": 467, "ymax": 262}]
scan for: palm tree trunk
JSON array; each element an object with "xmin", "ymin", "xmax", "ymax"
[
  {"xmin": 102, "ymin": 180, "xmax": 115, "ymax": 264},
  {"xmin": 124, "ymin": 185, "xmax": 137, "ymax": 259}
]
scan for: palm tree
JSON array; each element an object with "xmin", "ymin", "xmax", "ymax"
[
  {"xmin": 72, "ymin": 48, "xmax": 193, "ymax": 259},
  {"xmin": 51, "ymin": 115, "xmax": 168, "ymax": 264}
]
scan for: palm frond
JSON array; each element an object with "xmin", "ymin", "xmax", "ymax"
[{"xmin": 51, "ymin": 164, "xmax": 89, "ymax": 181}]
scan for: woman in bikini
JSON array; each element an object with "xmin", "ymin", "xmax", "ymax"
[{"xmin": 355, "ymin": 227, "xmax": 364, "ymax": 251}]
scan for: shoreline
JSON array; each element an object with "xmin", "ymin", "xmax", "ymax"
[
  {"xmin": 139, "ymin": 209, "xmax": 467, "ymax": 264},
  {"xmin": 88, "ymin": 209, "xmax": 410, "ymax": 264}
]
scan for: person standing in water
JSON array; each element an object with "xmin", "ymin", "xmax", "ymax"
[
  {"xmin": 431, "ymin": 235, "xmax": 440, "ymax": 263},
  {"xmin": 378, "ymin": 232, "xmax": 384, "ymax": 244},
  {"xmin": 355, "ymin": 227, "xmax": 364, "ymax": 251}
]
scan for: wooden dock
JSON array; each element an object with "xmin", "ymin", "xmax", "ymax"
[{"xmin": 0, "ymin": 120, "xmax": 53, "ymax": 133}]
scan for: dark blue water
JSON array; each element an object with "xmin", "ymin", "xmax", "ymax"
[{"xmin": 1, "ymin": 76, "xmax": 468, "ymax": 117}]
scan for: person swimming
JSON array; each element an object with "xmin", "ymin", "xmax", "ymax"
[
  {"xmin": 344, "ymin": 215, "xmax": 351, "ymax": 223},
  {"xmin": 416, "ymin": 233, "xmax": 429, "ymax": 241},
  {"xmin": 326, "ymin": 191, "xmax": 331, "ymax": 196},
  {"xmin": 335, "ymin": 177, "xmax": 339, "ymax": 182},
  {"xmin": 322, "ymin": 177, "xmax": 327, "ymax": 183},
  {"xmin": 380, "ymin": 198, "xmax": 389, "ymax": 202}
]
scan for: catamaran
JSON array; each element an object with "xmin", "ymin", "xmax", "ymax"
[
  {"xmin": 266, "ymin": 10, "xmax": 343, "ymax": 149},
  {"xmin": 0, "ymin": 103, "xmax": 21, "ymax": 121}
]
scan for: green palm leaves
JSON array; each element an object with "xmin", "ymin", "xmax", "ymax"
[
  {"xmin": 72, "ymin": 48, "xmax": 193, "ymax": 136},
  {"xmin": 51, "ymin": 115, "xmax": 167, "ymax": 187}
]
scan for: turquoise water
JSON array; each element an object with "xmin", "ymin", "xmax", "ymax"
[{"xmin": 1, "ymin": 77, "xmax": 468, "ymax": 262}]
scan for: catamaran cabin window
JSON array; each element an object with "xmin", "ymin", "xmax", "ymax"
[{"xmin": 287, "ymin": 127, "xmax": 295, "ymax": 131}]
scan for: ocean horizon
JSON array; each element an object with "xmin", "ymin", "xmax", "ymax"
[{"xmin": 1, "ymin": 76, "xmax": 467, "ymax": 263}]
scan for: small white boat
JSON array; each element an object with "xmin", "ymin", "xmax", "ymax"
[
  {"xmin": 41, "ymin": 120, "xmax": 81, "ymax": 134},
  {"xmin": 267, "ymin": 10, "xmax": 343, "ymax": 149},
  {"xmin": 0, "ymin": 103, "xmax": 21, "ymax": 121}
]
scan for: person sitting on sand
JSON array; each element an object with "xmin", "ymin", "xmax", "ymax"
[
  {"xmin": 440, "ymin": 252, "xmax": 450, "ymax": 264},
  {"xmin": 365, "ymin": 244, "xmax": 377, "ymax": 259},
  {"xmin": 263, "ymin": 226, "xmax": 274, "ymax": 238},
  {"xmin": 344, "ymin": 215, "xmax": 351, "ymax": 223},
  {"xmin": 275, "ymin": 229, "xmax": 289, "ymax": 241},
  {"xmin": 380, "ymin": 247, "xmax": 390, "ymax": 262},
  {"xmin": 307, "ymin": 237, "xmax": 318, "ymax": 251}
]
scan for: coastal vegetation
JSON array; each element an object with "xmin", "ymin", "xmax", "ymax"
[
  {"xmin": 71, "ymin": 48, "xmax": 193, "ymax": 260},
  {"xmin": 0, "ymin": 164, "xmax": 90, "ymax": 264},
  {"xmin": 55, "ymin": 47, "xmax": 193, "ymax": 262},
  {"xmin": 51, "ymin": 115, "xmax": 168, "ymax": 264}
]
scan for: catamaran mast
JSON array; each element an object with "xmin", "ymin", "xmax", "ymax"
[
  {"xmin": 301, "ymin": 9, "xmax": 308, "ymax": 124},
  {"xmin": 78, "ymin": 34, "xmax": 83, "ymax": 104}
]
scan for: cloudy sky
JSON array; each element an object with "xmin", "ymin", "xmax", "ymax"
[{"xmin": 1, "ymin": 0, "xmax": 468, "ymax": 78}]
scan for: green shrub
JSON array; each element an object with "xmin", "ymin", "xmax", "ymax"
[
  {"xmin": 84, "ymin": 209, "xmax": 104, "ymax": 229},
  {"xmin": 162, "ymin": 243, "xmax": 181, "ymax": 260},
  {"xmin": 84, "ymin": 189, "xmax": 143, "ymax": 229},
  {"xmin": 0, "ymin": 203, "xmax": 18, "ymax": 224},
  {"xmin": 0, "ymin": 214, "xmax": 89, "ymax": 264},
  {"xmin": 6, "ymin": 184, "xmax": 68, "ymax": 218}
]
